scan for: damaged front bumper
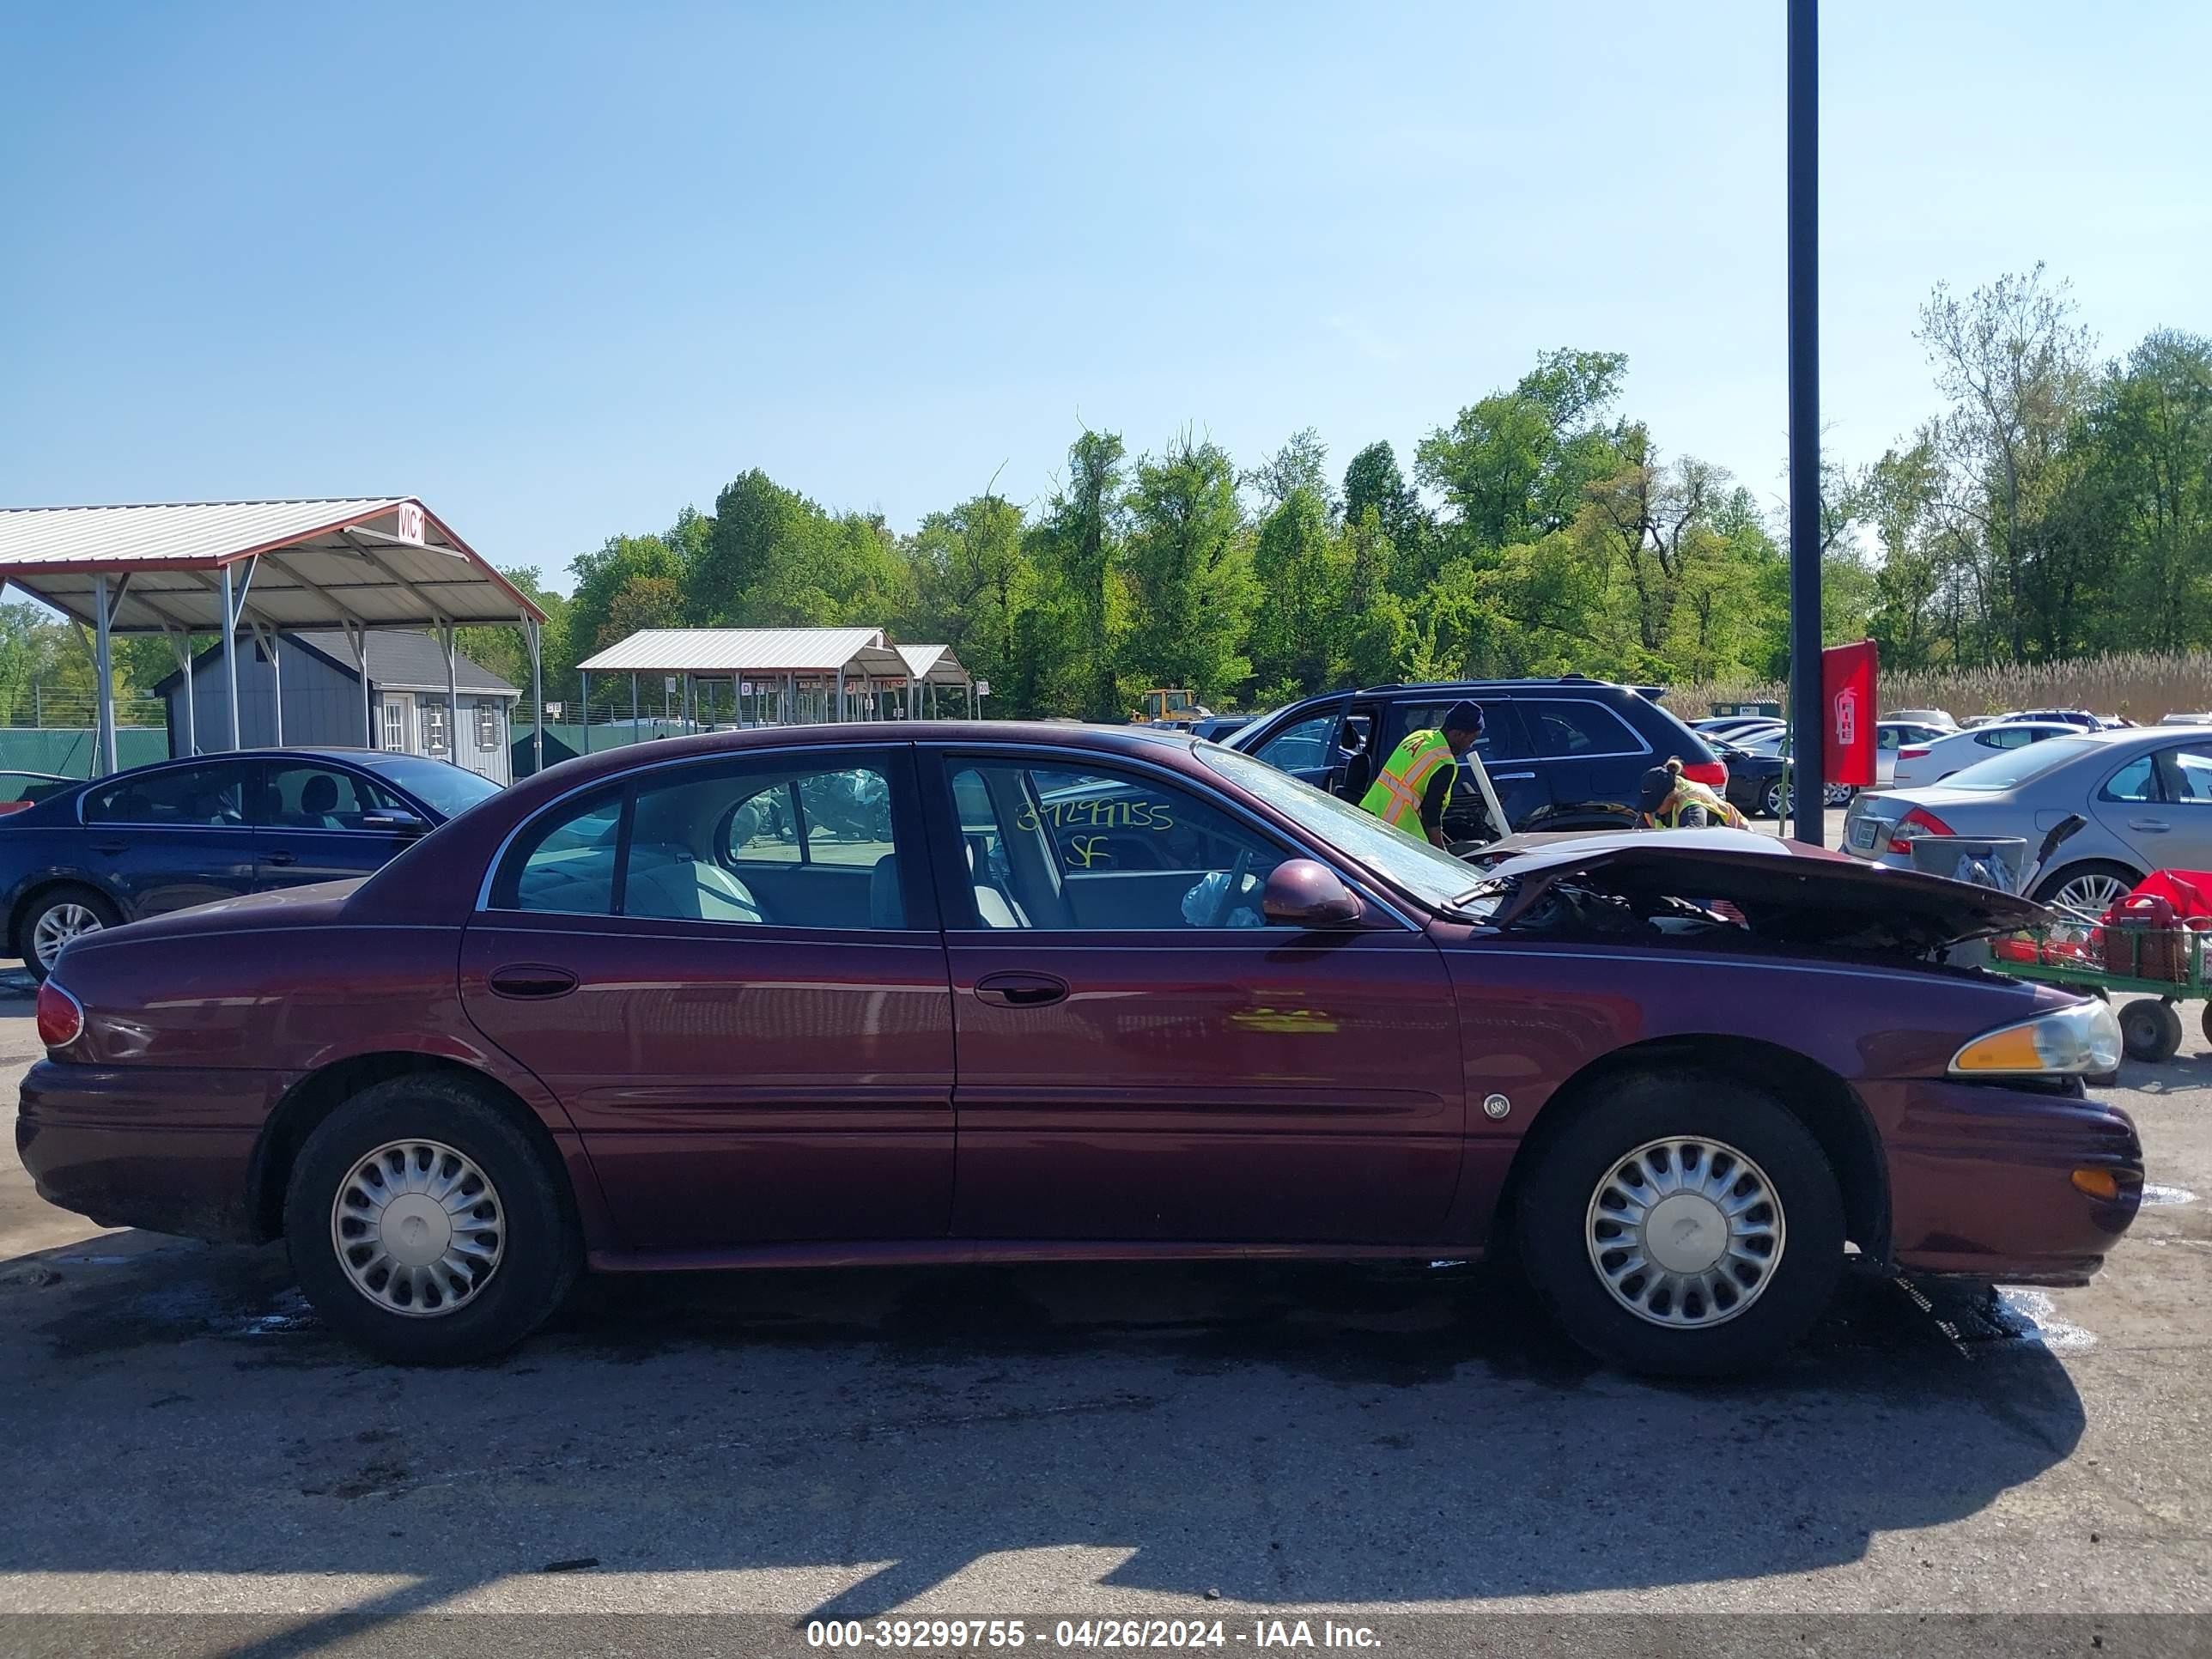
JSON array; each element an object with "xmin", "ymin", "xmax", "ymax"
[{"xmin": 1873, "ymin": 1077, "xmax": 2143, "ymax": 1285}]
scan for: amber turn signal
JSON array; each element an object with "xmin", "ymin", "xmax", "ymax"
[{"xmin": 2070, "ymin": 1168, "xmax": 2125, "ymax": 1201}]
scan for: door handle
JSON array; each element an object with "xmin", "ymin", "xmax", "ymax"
[
  {"xmin": 488, "ymin": 965, "xmax": 580, "ymax": 1000},
  {"xmin": 1489, "ymin": 771, "xmax": 1536, "ymax": 781},
  {"xmin": 93, "ymin": 842, "xmax": 126, "ymax": 856},
  {"xmin": 265, "ymin": 850, "xmax": 296, "ymax": 866},
  {"xmin": 2129, "ymin": 818, "xmax": 2171, "ymax": 833},
  {"xmin": 975, "ymin": 971, "xmax": 1069, "ymax": 1008}
]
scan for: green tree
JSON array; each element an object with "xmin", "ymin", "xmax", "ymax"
[
  {"xmin": 1416, "ymin": 349, "xmax": 1629, "ymax": 551},
  {"xmin": 1249, "ymin": 486, "xmax": 1346, "ymax": 697},
  {"xmin": 1342, "ymin": 441, "xmax": 1430, "ymax": 590},
  {"xmin": 1917, "ymin": 264, "xmax": 2098, "ymax": 661},
  {"xmin": 1121, "ymin": 434, "xmax": 1254, "ymax": 705},
  {"xmin": 1034, "ymin": 431, "xmax": 1130, "ymax": 720}
]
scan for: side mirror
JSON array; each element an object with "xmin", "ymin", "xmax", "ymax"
[
  {"xmin": 362, "ymin": 809, "xmax": 430, "ymax": 837},
  {"xmin": 1262, "ymin": 859, "xmax": 1364, "ymax": 928}
]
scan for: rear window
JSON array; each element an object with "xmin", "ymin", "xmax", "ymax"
[
  {"xmin": 82, "ymin": 763, "xmax": 246, "ymax": 827},
  {"xmin": 1937, "ymin": 737, "xmax": 2100, "ymax": 791}
]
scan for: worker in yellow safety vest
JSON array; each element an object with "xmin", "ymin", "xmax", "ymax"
[
  {"xmin": 1638, "ymin": 757, "xmax": 1749, "ymax": 830},
  {"xmin": 1358, "ymin": 701, "xmax": 1492, "ymax": 848}
]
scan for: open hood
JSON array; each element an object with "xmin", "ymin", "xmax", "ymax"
[{"xmin": 1458, "ymin": 828, "xmax": 2047, "ymax": 956}]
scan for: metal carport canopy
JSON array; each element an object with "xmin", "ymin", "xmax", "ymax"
[
  {"xmin": 0, "ymin": 497, "xmax": 550, "ymax": 773},
  {"xmin": 574, "ymin": 627, "xmax": 907, "ymax": 679}
]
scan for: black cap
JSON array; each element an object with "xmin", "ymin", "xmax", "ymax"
[
  {"xmin": 1443, "ymin": 700, "xmax": 1485, "ymax": 735},
  {"xmin": 1637, "ymin": 765, "xmax": 1675, "ymax": 812}
]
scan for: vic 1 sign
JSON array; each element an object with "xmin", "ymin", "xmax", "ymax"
[
  {"xmin": 393, "ymin": 501, "xmax": 426, "ymax": 544},
  {"xmin": 1821, "ymin": 639, "xmax": 1878, "ymax": 788}
]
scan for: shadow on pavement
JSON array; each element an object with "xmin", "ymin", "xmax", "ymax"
[{"xmin": 0, "ymin": 1226, "xmax": 2089, "ymax": 1622}]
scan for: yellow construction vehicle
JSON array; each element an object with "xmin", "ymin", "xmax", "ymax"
[{"xmin": 1133, "ymin": 689, "xmax": 1211, "ymax": 727}]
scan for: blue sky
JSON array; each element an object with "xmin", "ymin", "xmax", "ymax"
[{"xmin": 3, "ymin": 1, "xmax": 2206, "ymax": 594}]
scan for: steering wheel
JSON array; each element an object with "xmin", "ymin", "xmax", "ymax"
[{"xmin": 1207, "ymin": 848, "xmax": 1254, "ymax": 928}]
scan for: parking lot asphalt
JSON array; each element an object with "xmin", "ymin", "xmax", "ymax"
[{"xmin": 2, "ymin": 943, "xmax": 2207, "ymax": 1650}]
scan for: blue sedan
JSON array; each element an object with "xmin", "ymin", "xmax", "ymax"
[{"xmin": 0, "ymin": 747, "xmax": 501, "ymax": 978}]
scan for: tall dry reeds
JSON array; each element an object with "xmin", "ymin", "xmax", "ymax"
[{"xmin": 1663, "ymin": 653, "xmax": 2212, "ymax": 725}]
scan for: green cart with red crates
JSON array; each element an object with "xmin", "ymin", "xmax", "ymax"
[{"xmin": 1994, "ymin": 873, "xmax": 2212, "ymax": 1061}]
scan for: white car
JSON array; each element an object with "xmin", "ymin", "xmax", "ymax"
[
  {"xmin": 1874, "ymin": 720, "xmax": 1957, "ymax": 786},
  {"xmin": 1889, "ymin": 720, "xmax": 2079, "ymax": 788},
  {"xmin": 1884, "ymin": 708, "xmax": 1958, "ymax": 730}
]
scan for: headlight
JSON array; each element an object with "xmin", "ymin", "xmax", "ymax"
[{"xmin": 1950, "ymin": 1000, "xmax": 2122, "ymax": 1077}]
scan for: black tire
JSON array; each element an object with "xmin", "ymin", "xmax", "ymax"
[
  {"xmin": 283, "ymin": 1074, "xmax": 580, "ymax": 1364},
  {"xmin": 2032, "ymin": 860, "xmax": 2141, "ymax": 916},
  {"xmin": 2200, "ymin": 1002, "xmax": 2212, "ymax": 1049},
  {"xmin": 2120, "ymin": 998, "xmax": 2183, "ymax": 1064},
  {"xmin": 19, "ymin": 884, "xmax": 119, "ymax": 981},
  {"xmin": 1514, "ymin": 1071, "xmax": 1845, "ymax": 1377}
]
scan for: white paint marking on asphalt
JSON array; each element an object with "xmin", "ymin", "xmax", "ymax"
[{"xmin": 2140, "ymin": 1183, "xmax": 2197, "ymax": 1206}]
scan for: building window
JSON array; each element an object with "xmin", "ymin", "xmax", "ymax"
[
  {"xmin": 424, "ymin": 705, "xmax": 449, "ymax": 756},
  {"xmin": 380, "ymin": 699, "xmax": 407, "ymax": 752},
  {"xmin": 476, "ymin": 702, "xmax": 500, "ymax": 750}
]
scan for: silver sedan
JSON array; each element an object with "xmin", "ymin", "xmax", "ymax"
[{"xmin": 1841, "ymin": 725, "xmax": 2212, "ymax": 913}]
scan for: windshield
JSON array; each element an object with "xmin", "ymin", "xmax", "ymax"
[
  {"xmin": 1197, "ymin": 743, "xmax": 1478, "ymax": 912},
  {"xmin": 357, "ymin": 754, "xmax": 504, "ymax": 819},
  {"xmin": 1932, "ymin": 735, "xmax": 2101, "ymax": 792}
]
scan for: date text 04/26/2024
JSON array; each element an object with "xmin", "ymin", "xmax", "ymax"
[{"xmin": 805, "ymin": 1620, "xmax": 1382, "ymax": 1650}]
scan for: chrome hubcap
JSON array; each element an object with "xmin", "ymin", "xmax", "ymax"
[
  {"xmin": 32, "ymin": 903, "xmax": 101, "ymax": 971},
  {"xmin": 1586, "ymin": 1136, "xmax": 1785, "ymax": 1328},
  {"xmin": 2053, "ymin": 872, "xmax": 2130, "ymax": 916},
  {"xmin": 331, "ymin": 1139, "xmax": 505, "ymax": 1318}
]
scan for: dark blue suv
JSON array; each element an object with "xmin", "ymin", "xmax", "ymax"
[
  {"xmin": 0, "ymin": 747, "xmax": 501, "ymax": 978},
  {"xmin": 1224, "ymin": 678, "xmax": 1728, "ymax": 841}
]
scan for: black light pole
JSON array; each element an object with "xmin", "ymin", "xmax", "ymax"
[{"xmin": 1787, "ymin": 0, "xmax": 1825, "ymax": 843}]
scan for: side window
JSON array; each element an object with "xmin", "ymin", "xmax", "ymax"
[
  {"xmin": 258, "ymin": 764, "xmax": 406, "ymax": 830},
  {"xmin": 944, "ymin": 759, "xmax": 1285, "ymax": 930},
  {"xmin": 1391, "ymin": 701, "xmax": 1524, "ymax": 765},
  {"xmin": 423, "ymin": 705, "xmax": 449, "ymax": 757},
  {"xmin": 1877, "ymin": 727, "xmax": 1902, "ymax": 753},
  {"xmin": 475, "ymin": 703, "xmax": 500, "ymax": 750},
  {"xmin": 2100, "ymin": 756, "xmax": 2160, "ymax": 804},
  {"xmin": 380, "ymin": 700, "xmax": 408, "ymax": 751},
  {"xmin": 2158, "ymin": 745, "xmax": 2212, "ymax": 805},
  {"xmin": 497, "ymin": 792, "xmax": 623, "ymax": 915},
  {"xmin": 1518, "ymin": 699, "xmax": 1644, "ymax": 761},
  {"xmin": 83, "ymin": 763, "xmax": 246, "ymax": 827},
  {"xmin": 1255, "ymin": 713, "xmax": 1340, "ymax": 772},
  {"xmin": 629, "ymin": 759, "xmax": 902, "ymax": 926}
]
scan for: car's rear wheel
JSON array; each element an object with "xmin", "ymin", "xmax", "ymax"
[
  {"xmin": 1761, "ymin": 780, "xmax": 1785, "ymax": 818},
  {"xmin": 2033, "ymin": 860, "xmax": 2138, "ymax": 918},
  {"xmin": 283, "ymin": 1075, "xmax": 580, "ymax": 1364},
  {"xmin": 1515, "ymin": 1072, "xmax": 1844, "ymax": 1376},
  {"xmin": 21, "ymin": 884, "xmax": 118, "ymax": 981}
]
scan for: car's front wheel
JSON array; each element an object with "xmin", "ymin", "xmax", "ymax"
[
  {"xmin": 283, "ymin": 1075, "xmax": 580, "ymax": 1364},
  {"xmin": 1515, "ymin": 1072, "xmax": 1844, "ymax": 1376},
  {"xmin": 21, "ymin": 884, "xmax": 118, "ymax": 981}
]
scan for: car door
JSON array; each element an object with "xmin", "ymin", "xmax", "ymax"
[
  {"xmin": 1498, "ymin": 697, "xmax": 1649, "ymax": 830},
  {"xmin": 2104, "ymin": 740, "xmax": 2212, "ymax": 873},
  {"xmin": 923, "ymin": 747, "xmax": 1464, "ymax": 1244},
  {"xmin": 75, "ymin": 760, "xmax": 256, "ymax": 920},
  {"xmin": 1376, "ymin": 698, "xmax": 1542, "ymax": 835},
  {"xmin": 1244, "ymin": 700, "xmax": 1352, "ymax": 793},
  {"xmin": 249, "ymin": 760, "xmax": 429, "ymax": 890},
  {"xmin": 458, "ymin": 744, "xmax": 956, "ymax": 1253}
]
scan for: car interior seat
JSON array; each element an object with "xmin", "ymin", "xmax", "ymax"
[
  {"xmin": 296, "ymin": 774, "xmax": 343, "ymax": 829},
  {"xmin": 868, "ymin": 854, "xmax": 904, "ymax": 928},
  {"xmin": 624, "ymin": 842, "xmax": 763, "ymax": 924}
]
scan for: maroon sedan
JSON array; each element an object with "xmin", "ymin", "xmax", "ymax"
[{"xmin": 17, "ymin": 724, "xmax": 2142, "ymax": 1375}]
